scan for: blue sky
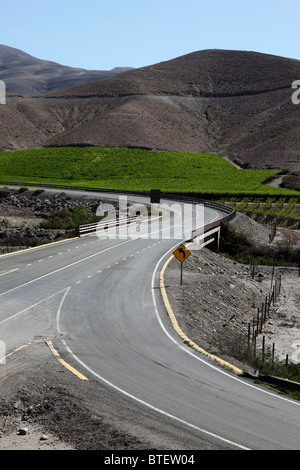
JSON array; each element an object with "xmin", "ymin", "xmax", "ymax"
[{"xmin": 1, "ymin": 0, "xmax": 299, "ymax": 70}]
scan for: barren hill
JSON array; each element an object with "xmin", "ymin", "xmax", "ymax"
[
  {"xmin": 1, "ymin": 49, "xmax": 300, "ymax": 170},
  {"xmin": 47, "ymin": 49, "xmax": 300, "ymax": 98},
  {"xmin": 0, "ymin": 45, "xmax": 133, "ymax": 94}
]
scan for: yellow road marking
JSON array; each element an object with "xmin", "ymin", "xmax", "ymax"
[
  {"xmin": 0, "ymin": 237, "xmax": 80, "ymax": 259},
  {"xmin": 160, "ymin": 251, "xmax": 244, "ymax": 375},
  {"xmin": 1, "ymin": 342, "xmax": 32, "ymax": 362},
  {"xmin": 1, "ymin": 340, "xmax": 88, "ymax": 380},
  {"xmin": 46, "ymin": 341, "xmax": 88, "ymax": 381}
]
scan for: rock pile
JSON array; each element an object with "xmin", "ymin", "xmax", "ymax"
[
  {"xmin": 0, "ymin": 188, "xmax": 106, "ymax": 250},
  {"xmin": 1, "ymin": 189, "xmax": 99, "ymax": 216}
]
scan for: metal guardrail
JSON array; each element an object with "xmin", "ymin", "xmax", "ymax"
[
  {"xmin": 0, "ymin": 180, "xmax": 236, "ymax": 222},
  {"xmin": 242, "ymin": 371, "xmax": 300, "ymax": 391},
  {"xmin": 0, "ymin": 181, "xmax": 236, "ymax": 243},
  {"xmin": 79, "ymin": 215, "xmax": 139, "ymax": 236},
  {"xmin": 191, "ymin": 220, "xmax": 221, "ymax": 241}
]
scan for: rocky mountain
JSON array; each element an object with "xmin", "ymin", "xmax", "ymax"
[
  {"xmin": 0, "ymin": 45, "xmax": 133, "ymax": 94},
  {"xmin": 1, "ymin": 48, "xmax": 300, "ymax": 170}
]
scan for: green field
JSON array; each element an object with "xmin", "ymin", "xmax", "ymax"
[
  {"xmin": 0, "ymin": 147, "xmax": 298, "ymax": 197},
  {"xmin": 219, "ymin": 196, "xmax": 300, "ymax": 226}
]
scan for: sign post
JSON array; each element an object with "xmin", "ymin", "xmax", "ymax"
[
  {"xmin": 150, "ymin": 189, "xmax": 161, "ymax": 204},
  {"xmin": 172, "ymin": 243, "xmax": 191, "ymax": 285}
]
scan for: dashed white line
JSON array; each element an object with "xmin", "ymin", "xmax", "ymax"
[
  {"xmin": 0, "ymin": 268, "xmax": 19, "ymax": 277},
  {"xmin": 0, "ymin": 239, "xmax": 134, "ymax": 298}
]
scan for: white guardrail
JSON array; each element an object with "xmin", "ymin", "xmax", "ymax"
[{"xmin": 79, "ymin": 216, "xmax": 139, "ymax": 237}]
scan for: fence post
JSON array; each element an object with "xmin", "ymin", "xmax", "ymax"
[
  {"xmin": 248, "ymin": 323, "xmax": 251, "ymax": 348},
  {"xmin": 279, "ymin": 275, "xmax": 282, "ymax": 295},
  {"xmin": 271, "ymin": 261, "xmax": 275, "ymax": 289},
  {"xmin": 262, "ymin": 336, "xmax": 265, "ymax": 364}
]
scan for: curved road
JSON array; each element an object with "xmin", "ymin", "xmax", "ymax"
[{"xmin": 0, "ymin": 192, "xmax": 300, "ymax": 450}]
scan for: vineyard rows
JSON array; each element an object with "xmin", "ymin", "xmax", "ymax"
[{"xmin": 220, "ymin": 197, "xmax": 300, "ymax": 225}]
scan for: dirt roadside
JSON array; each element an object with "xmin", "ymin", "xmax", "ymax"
[
  {"xmin": 0, "ymin": 192, "xmax": 300, "ymax": 450},
  {"xmin": 0, "ymin": 341, "xmax": 169, "ymax": 451},
  {"xmin": 164, "ymin": 241, "xmax": 300, "ymax": 372}
]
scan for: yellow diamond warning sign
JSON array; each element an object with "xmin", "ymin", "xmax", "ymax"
[{"xmin": 173, "ymin": 244, "xmax": 191, "ymax": 263}]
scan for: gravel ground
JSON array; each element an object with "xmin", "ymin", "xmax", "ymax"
[
  {"xmin": 0, "ymin": 341, "xmax": 158, "ymax": 450},
  {"xmin": 164, "ymin": 243, "xmax": 300, "ymax": 372}
]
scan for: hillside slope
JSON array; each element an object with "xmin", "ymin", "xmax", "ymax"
[
  {"xmin": 0, "ymin": 45, "xmax": 133, "ymax": 94},
  {"xmin": 47, "ymin": 49, "xmax": 300, "ymax": 97},
  {"xmin": 1, "ymin": 49, "xmax": 300, "ymax": 170}
]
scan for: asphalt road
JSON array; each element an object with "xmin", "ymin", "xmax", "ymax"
[{"xmin": 1, "ymin": 195, "xmax": 300, "ymax": 450}]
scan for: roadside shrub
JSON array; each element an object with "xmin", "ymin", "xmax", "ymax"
[
  {"xmin": 39, "ymin": 204, "xmax": 102, "ymax": 234},
  {"xmin": 217, "ymin": 220, "xmax": 300, "ymax": 267}
]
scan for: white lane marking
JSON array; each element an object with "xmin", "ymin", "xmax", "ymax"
[
  {"xmin": 0, "ymin": 268, "xmax": 19, "ymax": 277},
  {"xmin": 0, "ymin": 288, "xmax": 69, "ymax": 325},
  {"xmin": 61, "ymin": 337, "xmax": 249, "ymax": 450},
  {"xmin": 56, "ymin": 277, "xmax": 250, "ymax": 450},
  {"xmin": 0, "ymin": 239, "xmax": 134, "ymax": 298},
  {"xmin": 52, "ymin": 239, "xmax": 250, "ymax": 450},
  {"xmin": 3, "ymin": 203, "xmax": 251, "ymax": 448},
  {"xmin": 151, "ymin": 242, "xmax": 300, "ymax": 409},
  {"xmin": 56, "ymin": 287, "xmax": 72, "ymax": 335}
]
